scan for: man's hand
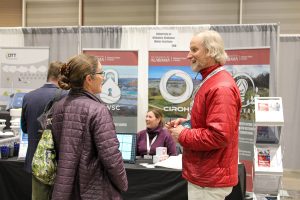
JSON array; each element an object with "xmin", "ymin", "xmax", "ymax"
[
  {"xmin": 165, "ymin": 118, "xmax": 188, "ymax": 142},
  {"xmin": 165, "ymin": 118, "xmax": 187, "ymax": 129},
  {"xmin": 168, "ymin": 125, "xmax": 185, "ymax": 143}
]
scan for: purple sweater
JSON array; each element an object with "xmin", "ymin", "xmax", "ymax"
[{"xmin": 136, "ymin": 126, "xmax": 177, "ymax": 156}]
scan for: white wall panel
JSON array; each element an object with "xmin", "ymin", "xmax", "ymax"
[
  {"xmin": 2, "ymin": 0, "xmax": 300, "ymax": 33},
  {"xmin": 243, "ymin": 0, "xmax": 300, "ymax": 34},
  {"xmin": 26, "ymin": 0, "xmax": 78, "ymax": 26},
  {"xmin": 159, "ymin": 0, "xmax": 240, "ymax": 25},
  {"xmin": 84, "ymin": 0, "xmax": 156, "ymax": 25}
]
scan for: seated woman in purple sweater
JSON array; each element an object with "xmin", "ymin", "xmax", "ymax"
[{"xmin": 136, "ymin": 108, "xmax": 177, "ymax": 157}]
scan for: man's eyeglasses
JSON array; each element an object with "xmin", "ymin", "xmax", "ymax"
[{"xmin": 95, "ymin": 71, "xmax": 105, "ymax": 76}]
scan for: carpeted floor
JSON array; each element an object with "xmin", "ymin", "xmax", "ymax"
[{"xmin": 281, "ymin": 170, "xmax": 300, "ymax": 200}]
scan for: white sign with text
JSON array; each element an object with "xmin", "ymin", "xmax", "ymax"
[{"xmin": 149, "ymin": 30, "xmax": 178, "ymax": 49}]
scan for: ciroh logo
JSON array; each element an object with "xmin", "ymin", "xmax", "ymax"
[
  {"xmin": 159, "ymin": 70, "xmax": 193, "ymax": 104},
  {"xmin": 233, "ymin": 73, "xmax": 258, "ymax": 108}
]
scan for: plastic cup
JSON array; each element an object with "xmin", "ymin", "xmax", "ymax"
[
  {"xmin": 1, "ymin": 146, "xmax": 9, "ymax": 159},
  {"xmin": 13, "ymin": 142, "xmax": 20, "ymax": 157},
  {"xmin": 9, "ymin": 146, "xmax": 14, "ymax": 157}
]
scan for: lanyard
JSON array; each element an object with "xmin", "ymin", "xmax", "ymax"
[
  {"xmin": 187, "ymin": 66, "xmax": 225, "ymax": 120},
  {"xmin": 146, "ymin": 133, "xmax": 157, "ymax": 155}
]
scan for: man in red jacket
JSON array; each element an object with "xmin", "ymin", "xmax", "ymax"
[{"xmin": 166, "ymin": 30, "xmax": 241, "ymax": 200}]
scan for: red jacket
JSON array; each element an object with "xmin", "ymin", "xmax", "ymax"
[{"xmin": 179, "ymin": 66, "xmax": 241, "ymax": 187}]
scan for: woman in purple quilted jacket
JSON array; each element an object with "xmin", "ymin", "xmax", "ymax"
[{"xmin": 51, "ymin": 53, "xmax": 128, "ymax": 200}]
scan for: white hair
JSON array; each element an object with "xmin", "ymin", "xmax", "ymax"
[{"xmin": 197, "ymin": 30, "xmax": 228, "ymax": 65}]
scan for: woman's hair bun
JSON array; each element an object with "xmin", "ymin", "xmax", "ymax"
[{"xmin": 60, "ymin": 63, "xmax": 71, "ymax": 78}]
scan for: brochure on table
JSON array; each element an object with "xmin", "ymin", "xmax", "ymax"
[{"xmin": 154, "ymin": 154, "xmax": 182, "ymax": 170}]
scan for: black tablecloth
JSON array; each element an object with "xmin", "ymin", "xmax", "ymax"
[
  {"xmin": 0, "ymin": 158, "xmax": 32, "ymax": 200},
  {"xmin": 0, "ymin": 158, "xmax": 245, "ymax": 200}
]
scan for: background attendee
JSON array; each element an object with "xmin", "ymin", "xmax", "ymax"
[
  {"xmin": 166, "ymin": 30, "xmax": 241, "ymax": 200},
  {"xmin": 51, "ymin": 53, "xmax": 128, "ymax": 200},
  {"xmin": 21, "ymin": 61, "xmax": 66, "ymax": 200},
  {"xmin": 136, "ymin": 108, "xmax": 177, "ymax": 157}
]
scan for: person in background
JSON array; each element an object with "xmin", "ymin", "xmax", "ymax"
[
  {"xmin": 136, "ymin": 108, "xmax": 177, "ymax": 157},
  {"xmin": 21, "ymin": 61, "xmax": 66, "ymax": 200},
  {"xmin": 166, "ymin": 30, "xmax": 241, "ymax": 200},
  {"xmin": 51, "ymin": 53, "xmax": 128, "ymax": 200}
]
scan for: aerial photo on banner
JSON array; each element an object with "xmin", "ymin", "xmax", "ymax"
[{"xmin": 148, "ymin": 51, "xmax": 200, "ymax": 119}]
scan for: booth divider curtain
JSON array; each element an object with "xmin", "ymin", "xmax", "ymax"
[
  {"xmin": 22, "ymin": 27, "xmax": 79, "ymax": 62},
  {"xmin": 279, "ymin": 35, "xmax": 300, "ymax": 170},
  {"xmin": 80, "ymin": 26, "xmax": 122, "ymax": 50},
  {"xmin": 0, "ymin": 28, "xmax": 24, "ymax": 47}
]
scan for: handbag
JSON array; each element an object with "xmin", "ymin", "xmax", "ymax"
[
  {"xmin": 32, "ymin": 89, "xmax": 63, "ymax": 185},
  {"xmin": 32, "ymin": 129, "xmax": 57, "ymax": 185}
]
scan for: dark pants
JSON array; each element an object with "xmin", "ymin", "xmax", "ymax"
[{"xmin": 32, "ymin": 175, "xmax": 52, "ymax": 200}]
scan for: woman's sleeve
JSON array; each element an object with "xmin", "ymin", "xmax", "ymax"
[{"xmin": 91, "ymin": 106, "xmax": 128, "ymax": 192}]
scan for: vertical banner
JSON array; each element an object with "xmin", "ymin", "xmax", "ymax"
[
  {"xmin": 83, "ymin": 50, "xmax": 138, "ymax": 133},
  {"xmin": 149, "ymin": 48, "xmax": 270, "ymax": 192},
  {"xmin": 0, "ymin": 47, "xmax": 49, "ymax": 158},
  {"xmin": 225, "ymin": 48, "xmax": 270, "ymax": 192},
  {"xmin": 148, "ymin": 51, "xmax": 200, "ymax": 119},
  {"xmin": 0, "ymin": 47, "xmax": 50, "ymax": 106}
]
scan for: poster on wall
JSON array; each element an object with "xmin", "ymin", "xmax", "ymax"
[
  {"xmin": 83, "ymin": 49, "xmax": 138, "ymax": 133},
  {"xmin": 225, "ymin": 47, "xmax": 270, "ymax": 192},
  {"xmin": 148, "ymin": 51, "xmax": 200, "ymax": 119},
  {"xmin": 0, "ymin": 47, "xmax": 50, "ymax": 107}
]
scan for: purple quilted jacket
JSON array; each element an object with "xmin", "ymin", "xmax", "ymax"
[{"xmin": 51, "ymin": 89, "xmax": 128, "ymax": 200}]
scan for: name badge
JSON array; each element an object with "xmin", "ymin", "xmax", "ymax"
[{"xmin": 144, "ymin": 155, "xmax": 152, "ymax": 159}]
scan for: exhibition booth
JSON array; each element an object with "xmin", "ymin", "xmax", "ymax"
[{"xmin": 0, "ymin": 24, "xmax": 300, "ymax": 199}]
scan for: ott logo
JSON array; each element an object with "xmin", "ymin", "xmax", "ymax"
[{"xmin": 6, "ymin": 53, "xmax": 17, "ymax": 59}]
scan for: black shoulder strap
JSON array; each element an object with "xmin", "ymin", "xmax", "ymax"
[{"xmin": 53, "ymin": 88, "xmax": 63, "ymax": 102}]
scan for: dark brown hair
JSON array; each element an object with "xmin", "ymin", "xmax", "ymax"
[
  {"xmin": 59, "ymin": 53, "xmax": 98, "ymax": 90},
  {"xmin": 148, "ymin": 108, "xmax": 164, "ymax": 127}
]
